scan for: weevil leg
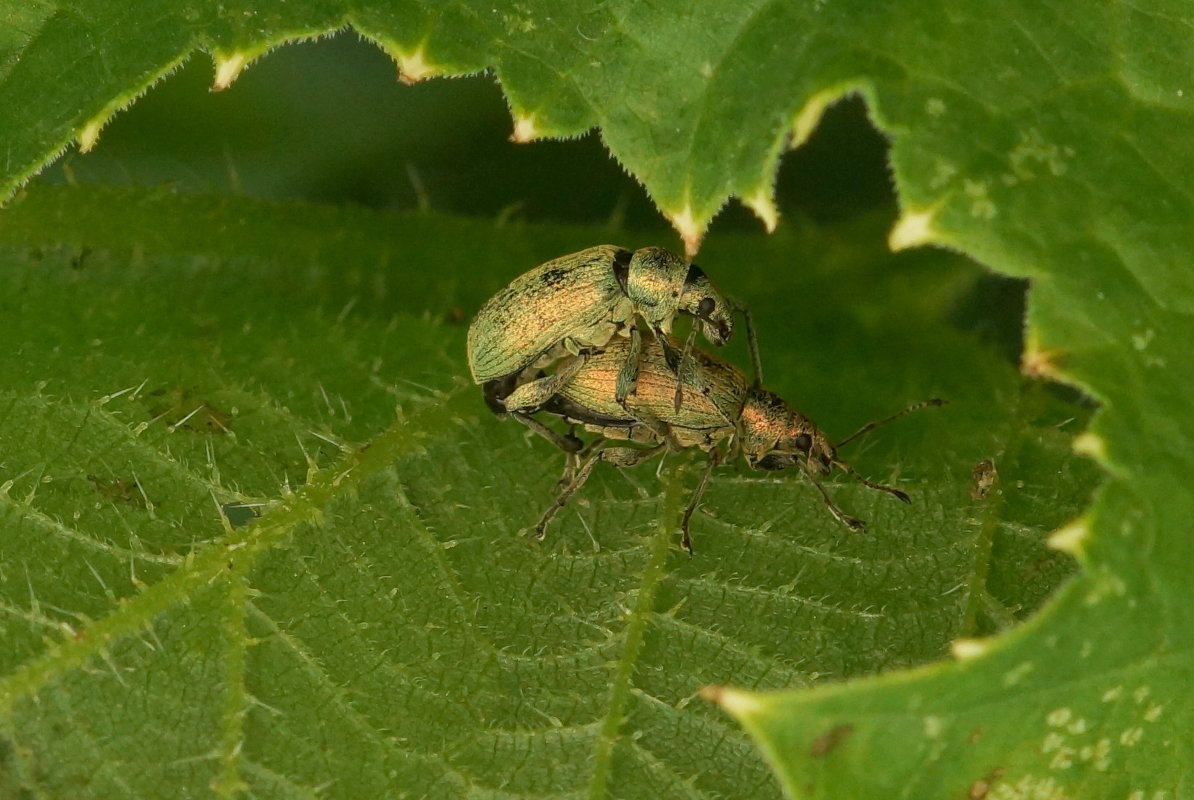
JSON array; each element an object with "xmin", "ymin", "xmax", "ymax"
[
  {"xmin": 738, "ymin": 304, "xmax": 764, "ymax": 390},
  {"xmin": 671, "ymin": 323, "xmax": 701, "ymax": 412},
  {"xmin": 535, "ymin": 450, "xmax": 603, "ymax": 540},
  {"xmin": 556, "ymin": 426, "xmax": 599, "ymax": 488},
  {"xmin": 505, "ymin": 355, "xmax": 589, "ymax": 413},
  {"xmin": 534, "ymin": 443, "xmax": 664, "ymax": 540},
  {"xmin": 626, "ymin": 398, "xmax": 671, "ymax": 442},
  {"xmin": 655, "ymin": 327, "xmax": 683, "ymax": 373},
  {"xmin": 801, "ymin": 467, "xmax": 866, "ymax": 531},
  {"xmin": 512, "ymin": 411, "xmax": 584, "ymax": 454},
  {"xmin": 832, "ymin": 459, "xmax": 911, "ymax": 504},
  {"xmin": 679, "ymin": 447, "xmax": 721, "ymax": 553},
  {"xmin": 615, "ymin": 325, "xmax": 644, "ymax": 408}
]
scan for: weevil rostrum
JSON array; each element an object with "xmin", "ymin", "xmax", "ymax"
[
  {"xmin": 503, "ymin": 333, "xmax": 942, "ymax": 552},
  {"xmin": 467, "ymin": 245, "xmax": 762, "ymax": 423}
]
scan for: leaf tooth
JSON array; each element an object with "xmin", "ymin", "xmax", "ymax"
[
  {"xmin": 698, "ymin": 684, "xmax": 762, "ymax": 715},
  {"xmin": 77, "ymin": 117, "xmax": 105, "ymax": 153},
  {"xmin": 395, "ymin": 45, "xmax": 436, "ymax": 85},
  {"xmin": 212, "ymin": 51, "xmax": 250, "ymax": 91},
  {"xmin": 1047, "ymin": 519, "xmax": 1090, "ymax": 555},
  {"xmin": 791, "ymin": 87, "xmax": 848, "ymax": 150},
  {"xmin": 888, "ymin": 207, "xmax": 943, "ymax": 251},
  {"xmin": 1071, "ymin": 432, "xmax": 1106, "ymax": 462},
  {"xmin": 743, "ymin": 187, "xmax": 779, "ymax": 233},
  {"xmin": 664, "ymin": 204, "xmax": 705, "ymax": 259},
  {"xmin": 1020, "ymin": 333, "xmax": 1066, "ymax": 380},
  {"xmin": 510, "ymin": 113, "xmax": 540, "ymax": 143},
  {"xmin": 949, "ymin": 637, "xmax": 990, "ymax": 661}
]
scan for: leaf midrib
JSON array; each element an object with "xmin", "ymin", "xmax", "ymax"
[
  {"xmin": 587, "ymin": 461, "xmax": 689, "ymax": 800},
  {"xmin": 0, "ymin": 400, "xmax": 429, "ymax": 719}
]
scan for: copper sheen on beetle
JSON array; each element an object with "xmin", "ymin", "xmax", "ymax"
[{"xmin": 503, "ymin": 333, "xmax": 942, "ymax": 551}]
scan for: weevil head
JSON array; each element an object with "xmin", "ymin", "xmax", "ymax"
[
  {"xmin": 739, "ymin": 389, "xmax": 835, "ymax": 473},
  {"xmin": 626, "ymin": 247, "xmax": 689, "ymax": 330},
  {"xmin": 678, "ymin": 264, "xmax": 735, "ymax": 346}
]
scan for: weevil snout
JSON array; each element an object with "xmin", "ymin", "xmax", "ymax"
[
  {"xmin": 681, "ymin": 266, "xmax": 735, "ymax": 346},
  {"xmin": 701, "ymin": 314, "xmax": 733, "ymax": 347},
  {"xmin": 740, "ymin": 390, "xmax": 834, "ymax": 472},
  {"xmin": 754, "ymin": 429, "xmax": 834, "ymax": 473}
]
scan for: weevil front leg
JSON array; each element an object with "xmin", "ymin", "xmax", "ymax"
[
  {"xmin": 669, "ymin": 323, "xmax": 701, "ymax": 412},
  {"xmin": 534, "ymin": 443, "xmax": 665, "ymax": 541},
  {"xmin": 801, "ymin": 465, "xmax": 866, "ymax": 531},
  {"xmin": 614, "ymin": 324, "xmax": 644, "ymax": 408}
]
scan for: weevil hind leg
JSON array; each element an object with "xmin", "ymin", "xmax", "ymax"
[
  {"xmin": 533, "ymin": 443, "xmax": 665, "ymax": 541},
  {"xmin": 534, "ymin": 450, "xmax": 603, "ymax": 540},
  {"xmin": 512, "ymin": 412, "xmax": 584, "ymax": 455}
]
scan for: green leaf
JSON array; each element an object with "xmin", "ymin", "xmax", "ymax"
[
  {"xmin": 0, "ymin": 186, "xmax": 1094, "ymax": 797},
  {"xmin": 3, "ymin": 2, "xmax": 1191, "ymax": 797}
]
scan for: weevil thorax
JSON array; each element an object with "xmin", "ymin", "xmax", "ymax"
[
  {"xmin": 738, "ymin": 389, "xmax": 835, "ymax": 473},
  {"xmin": 626, "ymin": 247, "xmax": 689, "ymax": 332},
  {"xmin": 678, "ymin": 265, "xmax": 735, "ymax": 346}
]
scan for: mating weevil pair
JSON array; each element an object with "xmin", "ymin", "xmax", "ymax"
[
  {"xmin": 467, "ymin": 245, "xmax": 939, "ymax": 551},
  {"xmin": 468, "ymin": 245, "xmax": 763, "ymax": 415}
]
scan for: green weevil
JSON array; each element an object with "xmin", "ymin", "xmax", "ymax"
[
  {"xmin": 504, "ymin": 333, "xmax": 940, "ymax": 551},
  {"xmin": 467, "ymin": 245, "xmax": 761, "ymax": 422}
]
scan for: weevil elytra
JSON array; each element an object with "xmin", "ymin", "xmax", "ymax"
[
  {"xmin": 467, "ymin": 245, "xmax": 762, "ymax": 420},
  {"xmin": 504, "ymin": 333, "xmax": 942, "ymax": 551}
]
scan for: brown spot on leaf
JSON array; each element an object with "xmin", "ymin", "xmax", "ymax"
[
  {"xmin": 88, "ymin": 475, "xmax": 146, "ymax": 507},
  {"xmin": 968, "ymin": 767, "xmax": 1005, "ymax": 799},
  {"xmin": 148, "ymin": 387, "xmax": 232, "ymax": 434},
  {"xmin": 970, "ymin": 459, "xmax": 998, "ymax": 500},
  {"xmin": 810, "ymin": 723, "xmax": 853, "ymax": 758}
]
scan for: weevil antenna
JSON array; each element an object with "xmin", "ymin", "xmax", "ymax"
[
  {"xmin": 836, "ymin": 398, "xmax": 946, "ymax": 449},
  {"xmin": 831, "ymin": 459, "xmax": 911, "ymax": 504}
]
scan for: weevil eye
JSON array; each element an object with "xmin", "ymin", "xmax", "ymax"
[
  {"xmin": 697, "ymin": 297, "xmax": 716, "ymax": 316},
  {"xmin": 794, "ymin": 433, "xmax": 812, "ymax": 453}
]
